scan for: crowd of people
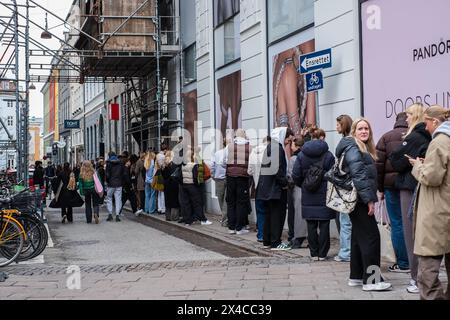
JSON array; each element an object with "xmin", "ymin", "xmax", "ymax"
[
  {"xmin": 211, "ymin": 104, "xmax": 449, "ymax": 299},
  {"xmin": 35, "ymin": 104, "xmax": 449, "ymax": 300}
]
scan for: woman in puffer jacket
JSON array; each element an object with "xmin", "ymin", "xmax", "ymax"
[
  {"xmin": 292, "ymin": 129, "xmax": 335, "ymax": 260},
  {"xmin": 336, "ymin": 118, "xmax": 392, "ymax": 292}
]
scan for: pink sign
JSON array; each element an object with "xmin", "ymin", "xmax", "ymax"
[{"xmin": 361, "ymin": 0, "xmax": 450, "ymax": 141}]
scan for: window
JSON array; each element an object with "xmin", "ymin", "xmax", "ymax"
[
  {"xmin": 7, "ymin": 101, "xmax": 13, "ymax": 108},
  {"xmin": 214, "ymin": 0, "xmax": 240, "ymax": 27},
  {"xmin": 7, "ymin": 116, "xmax": 13, "ymax": 126},
  {"xmin": 184, "ymin": 44, "xmax": 197, "ymax": 84},
  {"xmin": 214, "ymin": 15, "xmax": 240, "ymax": 68},
  {"xmin": 268, "ymin": 0, "xmax": 314, "ymax": 43}
]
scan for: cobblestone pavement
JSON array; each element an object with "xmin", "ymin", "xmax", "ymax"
[{"xmin": 1, "ymin": 207, "xmax": 446, "ymax": 300}]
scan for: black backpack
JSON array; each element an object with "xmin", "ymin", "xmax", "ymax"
[{"xmin": 302, "ymin": 154, "xmax": 326, "ymax": 192}]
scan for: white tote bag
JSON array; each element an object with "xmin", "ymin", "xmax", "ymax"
[
  {"xmin": 326, "ymin": 182, "xmax": 358, "ymax": 214},
  {"xmin": 376, "ymin": 200, "xmax": 396, "ymax": 264}
]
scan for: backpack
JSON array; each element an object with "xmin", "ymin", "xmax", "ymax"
[{"xmin": 302, "ymin": 154, "xmax": 326, "ymax": 192}]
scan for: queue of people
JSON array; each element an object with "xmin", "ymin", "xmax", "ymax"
[{"xmin": 211, "ymin": 105, "xmax": 448, "ymax": 298}]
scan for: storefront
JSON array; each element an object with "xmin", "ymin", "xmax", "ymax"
[{"xmin": 360, "ymin": 0, "xmax": 450, "ymax": 141}]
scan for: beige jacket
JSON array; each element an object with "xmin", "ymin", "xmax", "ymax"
[{"xmin": 411, "ymin": 122, "xmax": 450, "ymax": 256}]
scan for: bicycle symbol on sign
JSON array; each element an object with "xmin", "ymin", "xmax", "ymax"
[{"xmin": 309, "ymin": 72, "xmax": 320, "ymax": 86}]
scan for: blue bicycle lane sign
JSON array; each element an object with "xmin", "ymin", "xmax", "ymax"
[{"xmin": 306, "ymin": 71, "xmax": 324, "ymax": 93}]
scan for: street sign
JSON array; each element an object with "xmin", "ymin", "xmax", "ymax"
[
  {"xmin": 64, "ymin": 120, "xmax": 80, "ymax": 129},
  {"xmin": 306, "ymin": 71, "xmax": 324, "ymax": 92},
  {"xmin": 299, "ymin": 48, "xmax": 332, "ymax": 74}
]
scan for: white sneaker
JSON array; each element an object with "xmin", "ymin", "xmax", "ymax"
[
  {"xmin": 135, "ymin": 209, "xmax": 143, "ymax": 216},
  {"xmin": 236, "ymin": 229, "xmax": 249, "ymax": 235},
  {"xmin": 348, "ymin": 279, "xmax": 364, "ymax": 287},
  {"xmin": 201, "ymin": 220, "xmax": 212, "ymax": 226},
  {"xmin": 406, "ymin": 280, "xmax": 419, "ymax": 294},
  {"xmin": 228, "ymin": 230, "xmax": 236, "ymax": 234},
  {"xmin": 362, "ymin": 282, "xmax": 392, "ymax": 292}
]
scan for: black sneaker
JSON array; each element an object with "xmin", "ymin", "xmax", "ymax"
[
  {"xmin": 388, "ymin": 264, "xmax": 410, "ymax": 273},
  {"xmin": 106, "ymin": 214, "xmax": 113, "ymax": 222},
  {"xmin": 61, "ymin": 215, "xmax": 67, "ymax": 224},
  {"xmin": 116, "ymin": 216, "xmax": 121, "ymax": 222}
]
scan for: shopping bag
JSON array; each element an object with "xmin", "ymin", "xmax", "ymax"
[
  {"xmin": 93, "ymin": 171, "xmax": 104, "ymax": 198},
  {"xmin": 376, "ymin": 200, "xmax": 396, "ymax": 264}
]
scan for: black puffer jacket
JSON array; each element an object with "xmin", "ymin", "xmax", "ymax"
[
  {"xmin": 336, "ymin": 137, "xmax": 378, "ymax": 205},
  {"xmin": 106, "ymin": 156, "xmax": 125, "ymax": 188},
  {"xmin": 292, "ymin": 140, "xmax": 336, "ymax": 220},
  {"xmin": 390, "ymin": 123, "xmax": 431, "ymax": 191}
]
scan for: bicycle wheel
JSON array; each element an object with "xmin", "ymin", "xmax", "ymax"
[
  {"xmin": 0, "ymin": 217, "xmax": 24, "ymax": 267},
  {"xmin": 9, "ymin": 215, "xmax": 45, "ymax": 261}
]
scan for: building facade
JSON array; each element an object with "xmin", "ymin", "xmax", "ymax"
[{"xmin": 0, "ymin": 81, "xmax": 18, "ymax": 171}]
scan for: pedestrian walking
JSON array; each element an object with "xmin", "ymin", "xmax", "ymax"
[
  {"xmin": 409, "ymin": 106, "xmax": 450, "ymax": 300},
  {"xmin": 391, "ymin": 103, "xmax": 431, "ymax": 293},
  {"xmin": 44, "ymin": 161, "xmax": 56, "ymax": 199},
  {"xmin": 336, "ymin": 118, "xmax": 392, "ymax": 292},
  {"xmin": 293, "ymin": 128, "xmax": 336, "ymax": 260},
  {"xmin": 105, "ymin": 152, "xmax": 125, "ymax": 222},
  {"xmin": 375, "ymin": 112, "xmax": 410, "ymax": 272},
  {"xmin": 79, "ymin": 161, "xmax": 101, "ymax": 224},
  {"xmin": 50, "ymin": 163, "xmax": 84, "ymax": 223},
  {"xmin": 120, "ymin": 154, "xmax": 139, "ymax": 215}
]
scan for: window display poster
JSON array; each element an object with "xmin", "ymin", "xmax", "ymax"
[
  {"xmin": 216, "ymin": 70, "xmax": 242, "ymax": 141},
  {"xmin": 269, "ymin": 33, "xmax": 316, "ymax": 136}
]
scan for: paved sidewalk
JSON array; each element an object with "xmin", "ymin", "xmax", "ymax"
[{"xmin": 130, "ymin": 210, "xmax": 334, "ymax": 260}]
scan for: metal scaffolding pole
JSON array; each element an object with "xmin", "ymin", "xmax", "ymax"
[
  {"xmin": 23, "ymin": 0, "xmax": 30, "ymax": 185},
  {"xmin": 12, "ymin": 0, "xmax": 22, "ymax": 181},
  {"xmin": 155, "ymin": 0, "xmax": 161, "ymax": 151}
]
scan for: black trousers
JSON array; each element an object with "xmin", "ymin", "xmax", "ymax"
[
  {"xmin": 350, "ymin": 202, "xmax": 381, "ymax": 284},
  {"xmin": 226, "ymin": 176, "xmax": 251, "ymax": 232},
  {"xmin": 121, "ymin": 188, "xmax": 138, "ymax": 213},
  {"xmin": 61, "ymin": 207, "xmax": 73, "ymax": 222},
  {"xmin": 263, "ymin": 192, "xmax": 287, "ymax": 248},
  {"xmin": 180, "ymin": 184, "xmax": 206, "ymax": 224},
  {"xmin": 287, "ymin": 188, "xmax": 295, "ymax": 241},
  {"xmin": 138, "ymin": 190, "xmax": 145, "ymax": 210},
  {"xmin": 307, "ymin": 220, "xmax": 331, "ymax": 258},
  {"xmin": 85, "ymin": 189, "xmax": 100, "ymax": 223}
]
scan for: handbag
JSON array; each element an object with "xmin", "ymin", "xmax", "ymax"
[
  {"xmin": 325, "ymin": 153, "xmax": 358, "ymax": 214},
  {"xmin": 151, "ymin": 170, "xmax": 165, "ymax": 191},
  {"xmin": 93, "ymin": 172, "xmax": 104, "ymax": 198},
  {"xmin": 376, "ymin": 200, "xmax": 396, "ymax": 263},
  {"xmin": 326, "ymin": 182, "xmax": 358, "ymax": 214}
]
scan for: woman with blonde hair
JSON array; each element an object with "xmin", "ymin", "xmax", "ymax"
[
  {"xmin": 391, "ymin": 103, "xmax": 431, "ymax": 294},
  {"xmin": 336, "ymin": 118, "xmax": 392, "ymax": 292},
  {"xmin": 409, "ymin": 106, "xmax": 450, "ymax": 300},
  {"xmin": 79, "ymin": 160, "xmax": 101, "ymax": 224}
]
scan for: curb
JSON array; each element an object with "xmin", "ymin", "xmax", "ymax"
[{"xmin": 124, "ymin": 210, "xmax": 273, "ymax": 258}]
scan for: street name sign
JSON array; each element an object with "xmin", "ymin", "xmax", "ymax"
[{"xmin": 299, "ymin": 48, "xmax": 332, "ymax": 74}]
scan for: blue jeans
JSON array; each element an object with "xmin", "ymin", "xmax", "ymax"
[
  {"xmin": 255, "ymin": 199, "xmax": 265, "ymax": 241},
  {"xmin": 145, "ymin": 183, "xmax": 156, "ymax": 214},
  {"xmin": 385, "ymin": 188, "xmax": 409, "ymax": 269},
  {"xmin": 338, "ymin": 212, "xmax": 352, "ymax": 260}
]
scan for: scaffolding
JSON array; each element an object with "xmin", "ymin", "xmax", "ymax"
[{"xmin": 0, "ymin": 0, "xmax": 183, "ymax": 163}]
